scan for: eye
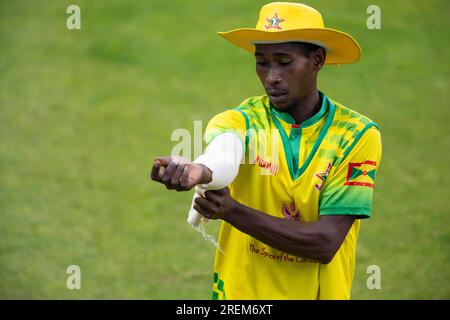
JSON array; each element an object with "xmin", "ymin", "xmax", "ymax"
[
  {"xmin": 278, "ymin": 59, "xmax": 292, "ymax": 66},
  {"xmin": 256, "ymin": 60, "xmax": 268, "ymax": 67}
]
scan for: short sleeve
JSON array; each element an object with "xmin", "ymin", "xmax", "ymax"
[
  {"xmin": 204, "ymin": 110, "xmax": 247, "ymax": 146},
  {"xmin": 319, "ymin": 127, "xmax": 382, "ymax": 219}
]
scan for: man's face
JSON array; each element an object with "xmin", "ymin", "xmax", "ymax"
[{"xmin": 254, "ymin": 42, "xmax": 322, "ymax": 111}]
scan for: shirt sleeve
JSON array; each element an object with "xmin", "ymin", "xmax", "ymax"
[
  {"xmin": 319, "ymin": 126, "xmax": 382, "ymax": 219},
  {"xmin": 204, "ymin": 110, "xmax": 247, "ymax": 146}
]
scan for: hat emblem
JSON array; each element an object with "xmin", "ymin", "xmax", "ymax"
[
  {"xmin": 218, "ymin": 2, "xmax": 362, "ymax": 64},
  {"xmin": 265, "ymin": 12, "xmax": 285, "ymax": 30}
]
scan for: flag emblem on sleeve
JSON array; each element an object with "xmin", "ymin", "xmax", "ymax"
[{"xmin": 344, "ymin": 160, "xmax": 377, "ymax": 188}]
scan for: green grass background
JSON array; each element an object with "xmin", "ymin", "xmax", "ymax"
[{"xmin": 0, "ymin": 0, "xmax": 449, "ymax": 299}]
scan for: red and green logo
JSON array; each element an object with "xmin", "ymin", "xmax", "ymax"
[
  {"xmin": 344, "ymin": 160, "xmax": 377, "ymax": 188},
  {"xmin": 281, "ymin": 202, "xmax": 300, "ymax": 220}
]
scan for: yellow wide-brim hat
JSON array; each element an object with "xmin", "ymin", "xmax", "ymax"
[{"xmin": 218, "ymin": 2, "xmax": 361, "ymax": 64}]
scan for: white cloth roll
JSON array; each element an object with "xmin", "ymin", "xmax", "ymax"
[{"xmin": 187, "ymin": 132, "xmax": 244, "ymax": 251}]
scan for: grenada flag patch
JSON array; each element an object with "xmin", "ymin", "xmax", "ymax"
[{"xmin": 344, "ymin": 160, "xmax": 377, "ymax": 188}]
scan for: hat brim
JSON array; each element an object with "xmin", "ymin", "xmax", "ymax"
[{"xmin": 218, "ymin": 28, "xmax": 361, "ymax": 64}]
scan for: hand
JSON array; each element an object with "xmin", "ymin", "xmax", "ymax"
[
  {"xmin": 193, "ymin": 187, "xmax": 237, "ymax": 220},
  {"xmin": 150, "ymin": 156, "xmax": 212, "ymax": 191}
]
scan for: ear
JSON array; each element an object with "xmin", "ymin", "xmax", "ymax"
[{"xmin": 312, "ymin": 47, "xmax": 326, "ymax": 71}]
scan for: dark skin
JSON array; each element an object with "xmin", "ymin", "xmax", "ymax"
[
  {"xmin": 255, "ymin": 42, "xmax": 325, "ymax": 124},
  {"xmin": 150, "ymin": 156, "xmax": 212, "ymax": 191},
  {"xmin": 193, "ymin": 189, "xmax": 354, "ymax": 264},
  {"xmin": 151, "ymin": 42, "xmax": 355, "ymax": 264}
]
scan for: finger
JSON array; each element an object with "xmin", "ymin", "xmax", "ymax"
[
  {"xmin": 204, "ymin": 190, "xmax": 222, "ymax": 206},
  {"xmin": 154, "ymin": 156, "xmax": 173, "ymax": 167},
  {"xmin": 171, "ymin": 164, "xmax": 186, "ymax": 190},
  {"xmin": 193, "ymin": 204, "xmax": 215, "ymax": 219},
  {"xmin": 194, "ymin": 195, "xmax": 219, "ymax": 213},
  {"xmin": 161, "ymin": 160, "xmax": 179, "ymax": 186},
  {"xmin": 205, "ymin": 187, "xmax": 230, "ymax": 199},
  {"xmin": 158, "ymin": 166, "xmax": 165, "ymax": 178},
  {"xmin": 210, "ymin": 187, "xmax": 229, "ymax": 195},
  {"xmin": 180, "ymin": 166, "xmax": 191, "ymax": 189},
  {"xmin": 150, "ymin": 160, "xmax": 162, "ymax": 181}
]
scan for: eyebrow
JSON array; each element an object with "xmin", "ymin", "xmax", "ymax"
[{"xmin": 254, "ymin": 52, "xmax": 293, "ymax": 57}]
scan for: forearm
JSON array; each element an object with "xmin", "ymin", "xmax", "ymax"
[
  {"xmin": 223, "ymin": 201, "xmax": 334, "ymax": 264},
  {"xmin": 194, "ymin": 132, "xmax": 243, "ymax": 190},
  {"xmin": 151, "ymin": 132, "xmax": 242, "ymax": 192}
]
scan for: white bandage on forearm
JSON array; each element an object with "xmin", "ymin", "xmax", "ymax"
[
  {"xmin": 187, "ymin": 133, "xmax": 244, "ymax": 253},
  {"xmin": 193, "ymin": 132, "xmax": 244, "ymax": 190}
]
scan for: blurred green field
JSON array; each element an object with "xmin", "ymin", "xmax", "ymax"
[{"xmin": 0, "ymin": 0, "xmax": 449, "ymax": 299}]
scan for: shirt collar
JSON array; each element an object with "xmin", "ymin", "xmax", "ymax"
[{"xmin": 270, "ymin": 91, "xmax": 329, "ymax": 128}]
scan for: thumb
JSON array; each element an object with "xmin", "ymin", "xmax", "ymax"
[{"xmin": 154, "ymin": 156, "xmax": 172, "ymax": 167}]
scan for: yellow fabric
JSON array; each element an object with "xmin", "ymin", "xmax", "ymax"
[
  {"xmin": 207, "ymin": 94, "xmax": 382, "ymax": 299},
  {"xmin": 218, "ymin": 2, "xmax": 361, "ymax": 64}
]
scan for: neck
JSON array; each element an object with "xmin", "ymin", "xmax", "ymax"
[{"xmin": 287, "ymin": 90, "xmax": 321, "ymax": 124}]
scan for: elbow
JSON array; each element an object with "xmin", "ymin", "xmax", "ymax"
[
  {"xmin": 316, "ymin": 232, "xmax": 340, "ymax": 265},
  {"xmin": 318, "ymin": 252, "xmax": 335, "ymax": 265},
  {"xmin": 315, "ymin": 247, "xmax": 334, "ymax": 264}
]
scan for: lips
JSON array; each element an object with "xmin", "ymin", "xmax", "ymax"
[{"xmin": 267, "ymin": 89, "xmax": 288, "ymax": 102}]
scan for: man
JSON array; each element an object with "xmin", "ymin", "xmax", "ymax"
[{"xmin": 151, "ymin": 2, "xmax": 382, "ymax": 299}]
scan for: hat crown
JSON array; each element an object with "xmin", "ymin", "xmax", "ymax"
[{"xmin": 255, "ymin": 2, "xmax": 324, "ymax": 32}]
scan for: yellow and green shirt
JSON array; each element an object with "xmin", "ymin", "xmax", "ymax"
[{"xmin": 204, "ymin": 92, "xmax": 382, "ymax": 300}]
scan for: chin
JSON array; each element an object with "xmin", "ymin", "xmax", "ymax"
[{"xmin": 270, "ymin": 100, "xmax": 290, "ymax": 111}]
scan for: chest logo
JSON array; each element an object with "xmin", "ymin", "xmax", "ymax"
[
  {"xmin": 281, "ymin": 202, "xmax": 300, "ymax": 220},
  {"xmin": 255, "ymin": 155, "xmax": 279, "ymax": 175},
  {"xmin": 314, "ymin": 162, "xmax": 332, "ymax": 191}
]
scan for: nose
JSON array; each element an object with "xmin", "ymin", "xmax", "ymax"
[{"xmin": 266, "ymin": 66, "xmax": 282, "ymax": 86}]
